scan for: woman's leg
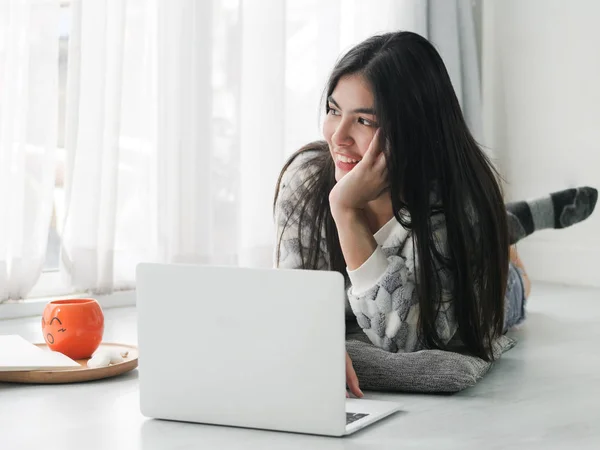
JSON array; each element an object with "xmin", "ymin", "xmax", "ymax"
[
  {"xmin": 506, "ymin": 187, "xmax": 597, "ymax": 245},
  {"xmin": 509, "ymin": 245, "xmax": 531, "ymax": 298},
  {"xmin": 503, "ymin": 246, "xmax": 530, "ymax": 332}
]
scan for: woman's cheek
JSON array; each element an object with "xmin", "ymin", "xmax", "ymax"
[
  {"xmin": 357, "ymin": 130, "xmax": 376, "ymax": 155},
  {"xmin": 322, "ymin": 116, "xmax": 336, "ymax": 143}
]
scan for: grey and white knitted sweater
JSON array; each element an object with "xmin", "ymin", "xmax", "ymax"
[{"xmin": 274, "ymin": 151, "xmax": 458, "ymax": 353}]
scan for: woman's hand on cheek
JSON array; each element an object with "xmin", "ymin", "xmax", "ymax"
[{"xmin": 329, "ymin": 129, "xmax": 388, "ymax": 218}]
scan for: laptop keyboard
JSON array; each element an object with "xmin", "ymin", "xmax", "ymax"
[{"xmin": 346, "ymin": 412, "xmax": 369, "ymax": 425}]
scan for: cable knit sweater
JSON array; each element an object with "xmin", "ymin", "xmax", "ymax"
[{"xmin": 274, "ymin": 151, "xmax": 458, "ymax": 353}]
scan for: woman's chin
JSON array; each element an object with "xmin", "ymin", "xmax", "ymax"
[{"xmin": 334, "ymin": 168, "xmax": 347, "ymax": 182}]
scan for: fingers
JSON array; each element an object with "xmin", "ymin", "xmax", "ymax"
[
  {"xmin": 363, "ymin": 129, "xmax": 382, "ymax": 164},
  {"xmin": 374, "ymin": 150, "xmax": 387, "ymax": 173},
  {"xmin": 346, "ymin": 352, "xmax": 364, "ymax": 398}
]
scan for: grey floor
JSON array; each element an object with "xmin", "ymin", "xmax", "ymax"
[{"xmin": 1, "ymin": 281, "xmax": 599, "ymax": 449}]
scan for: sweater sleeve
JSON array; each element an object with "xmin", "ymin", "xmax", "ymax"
[
  {"xmin": 346, "ymin": 214, "xmax": 457, "ymax": 353},
  {"xmin": 273, "ymin": 151, "xmax": 329, "ymax": 270}
]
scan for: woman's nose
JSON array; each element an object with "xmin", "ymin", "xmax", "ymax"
[{"xmin": 332, "ymin": 122, "xmax": 353, "ymax": 147}]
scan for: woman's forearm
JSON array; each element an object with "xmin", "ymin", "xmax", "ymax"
[{"xmin": 331, "ymin": 207, "xmax": 377, "ymax": 271}]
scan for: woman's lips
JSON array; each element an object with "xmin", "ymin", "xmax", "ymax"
[{"xmin": 334, "ymin": 153, "xmax": 361, "ymax": 171}]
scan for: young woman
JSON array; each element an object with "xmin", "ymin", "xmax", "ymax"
[{"xmin": 273, "ymin": 31, "xmax": 597, "ymax": 397}]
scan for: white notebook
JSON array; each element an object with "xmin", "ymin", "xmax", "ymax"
[{"xmin": 0, "ymin": 335, "xmax": 81, "ymax": 371}]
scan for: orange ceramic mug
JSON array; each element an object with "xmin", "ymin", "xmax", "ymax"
[{"xmin": 41, "ymin": 298, "xmax": 104, "ymax": 360}]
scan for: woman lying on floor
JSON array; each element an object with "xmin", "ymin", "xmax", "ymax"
[{"xmin": 273, "ymin": 31, "xmax": 598, "ymax": 396}]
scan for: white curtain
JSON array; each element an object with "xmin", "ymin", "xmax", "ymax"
[
  {"xmin": 58, "ymin": 0, "xmax": 427, "ymax": 294},
  {"xmin": 0, "ymin": 0, "xmax": 482, "ymax": 298},
  {"xmin": 0, "ymin": 0, "xmax": 60, "ymax": 301},
  {"xmin": 60, "ymin": 0, "xmax": 157, "ymax": 294}
]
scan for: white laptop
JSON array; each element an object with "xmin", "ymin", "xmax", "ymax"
[{"xmin": 136, "ymin": 263, "xmax": 400, "ymax": 436}]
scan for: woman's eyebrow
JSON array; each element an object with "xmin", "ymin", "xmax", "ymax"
[{"xmin": 327, "ymin": 96, "xmax": 375, "ymax": 115}]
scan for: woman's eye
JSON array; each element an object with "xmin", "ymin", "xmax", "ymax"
[
  {"xmin": 358, "ymin": 117, "xmax": 374, "ymax": 126},
  {"xmin": 328, "ymin": 107, "xmax": 340, "ymax": 116}
]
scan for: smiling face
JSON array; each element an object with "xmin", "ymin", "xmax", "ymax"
[
  {"xmin": 41, "ymin": 314, "xmax": 67, "ymax": 346},
  {"xmin": 323, "ymin": 74, "xmax": 378, "ymax": 181}
]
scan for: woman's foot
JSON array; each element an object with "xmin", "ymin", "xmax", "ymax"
[
  {"xmin": 510, "ymin": 246, "xmax": 531, "ymax": 299},
  {"xmin": 506, "ymin": 186, "xmax": 598, "ymax": 244}
]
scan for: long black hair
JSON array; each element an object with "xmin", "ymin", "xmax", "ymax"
[{"xmin": 274, "ymin": 31, "xmax": 509, "ymax": 361}]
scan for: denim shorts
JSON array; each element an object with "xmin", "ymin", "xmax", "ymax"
[{"xmin": 504, "ymin": 262, "xmax": 527, "ymax": 332}]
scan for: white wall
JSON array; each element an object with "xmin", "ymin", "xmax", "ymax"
[{"xmin": 482, "ymin": 0, "xmax": 600, "ymax": 287}]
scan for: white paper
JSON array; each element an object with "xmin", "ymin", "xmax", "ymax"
[{"xmin": 0, "ymin": 335, "xmax": 81, "ymax": 371}]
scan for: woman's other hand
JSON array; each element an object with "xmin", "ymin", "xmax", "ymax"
[{"xmin": 346, "ymin": 351, "xmax": 364, "ymax": 398}]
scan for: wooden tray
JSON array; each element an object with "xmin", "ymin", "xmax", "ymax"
[{"xmin": 0, "ymin": 343, "xmax": 138, "ymax": 384}]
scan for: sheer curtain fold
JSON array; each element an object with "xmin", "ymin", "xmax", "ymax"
[
  {"xmin": 427, "ymin": 0, "xmax": 483, "ymax": 142},
  {"xmin": 0, "ymin": 0, "xmax": 60, "ymax": 301},
  {"xmin": 238, "ymin": 0, "xmax": 287, "ymax": 267},
  {"xmin": 61, "ymin": 0, "xmax": 156, "ymax": 293},
  {"xmin": 156, "ymin": 0, "xmax": 214, "ymax": 265}
]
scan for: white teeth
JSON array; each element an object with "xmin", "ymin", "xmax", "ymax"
[{"xmin": 337, "ymin": 154, "xmax": 360, "ymax": 164}]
